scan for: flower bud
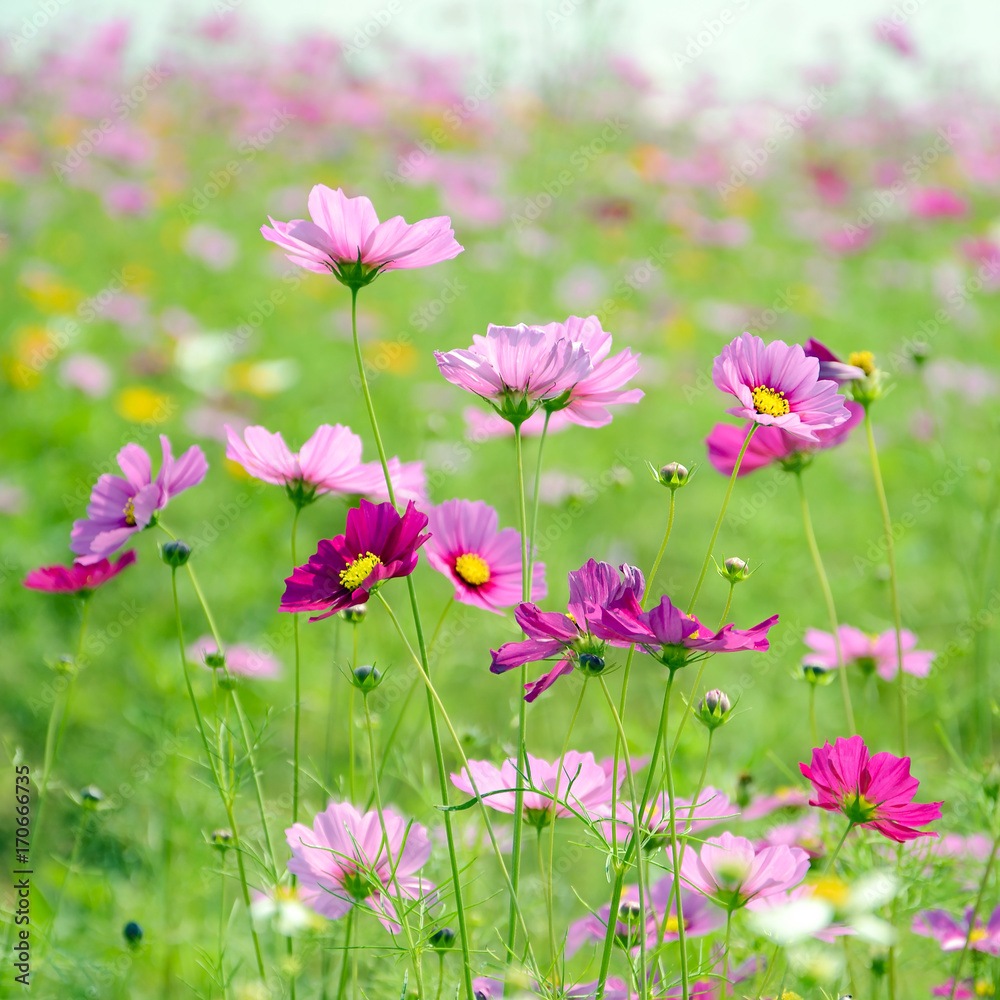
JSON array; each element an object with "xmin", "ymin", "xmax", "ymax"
[
  {"xmin": 983, "ymin": 759, "xmax": 1000, "ymax": 802},
  {"xmin": 160, "ymin": 540, "xmax": 191, "ymax": 568},
  {"xmin": 429, "ymin": 927, "xmax": 456, "ymax": 951},
  {"xmin": 81, "ymin": 785, "xmax": 104, "ymax": 807},
  {"xmin": 736, "ymin": 770, "xmax": 753, "ymax": 809},
  {"xmin": 341, "ymin": 603, "xmax": 368, "ymax": 625},
  {"xmin": 657, "ymin": 462, "xmax": 690, "ymax": 489},
  {"xmin": 802, "ymin": 663, "xmax": 835, "ymax": 686},
  {"xmin": 212, "ymin": 828, "xmax": 234, "ymax": 851},
  {"xmin": 123, "ymin": 921, "xmax": 143, "ymax": 947},
  {"xmin": 204, "ymin": 651, "xmax": 226, "ymax": 669},
  {"xmin": 577, "ymin": 652, "xmax": 606, "ymax": 676},
  {"xmin": 696, "ymin": 689, "xmax": 733, "ymax": 730},
  {"xmin": 717, "ymin": 556, "xmax": 752, "ymax": 584},
  {"xmin": 618, "ymin": 900, "xmax": 642, "ymax": 924},
  {"xmin": 352, "ymin": 664, "xmax": 382, "ymax": 691}
]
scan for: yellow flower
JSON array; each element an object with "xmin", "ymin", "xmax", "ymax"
[{"xmin": 115, "ymin": 386, "xmax": 175, "ymax": 423}]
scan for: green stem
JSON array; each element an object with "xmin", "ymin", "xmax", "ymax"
[
  {"xmin": 350, "ymin": 624, "xmax": 359, "ymax": 800},
  {"xmin": 46, "ymin": 806, "xmax": 88, "ymax": 943},
  {"xmin": 507, "ymin": 424, "xmax": 531, "ymax": 964},
  {"xmin": 645, "ymin": 490, "xmax": 676, "ymax": 603},
  {"xmin": 948, "ymin": 830, "xmax": 1000, "ymax": 1000},
  {"xmin": 796, "ymin": 471, "xmax": 856, "ymax": 735},
  {"xmin": 527, "ymin": 410, "xmax": 551, "ymax": 591},
  {"xmin": 718, "ymin": 583, "xmax": 735, "ymax": 630},
  {"xmin": 291, "ymin": 504, "xmax": 302, "ymax": 825},
  {"xmin": 687, "ymin": 424, "xmax": 756, "ymax": 614},
  {"xmin": 722, "ymin": 909, "xmax": 733, "ymax": 990},
  {"xmin": 809, "ymin": 684, "xmax": 818, "ymax": 746},
  {"xmin": 428, "ymin": 597, "xmax": 454, "ymax": 655},
  {"xmin": 363, "ymin": 694, "xmax": 425, "ymax": 998},
  {"xmin": 350, "ymin": 286, "xmax": 474, "ymax": 1000},
  {"xmin": 824, "ymin": 819, "xmax": 854, "ymax": 875},
  {"xmin": 864, "ymin": 410, "xmax": 907, "ymax": 755},
  {"xmin": 335, "ymin": 909, "xmax": 354, "ymax": 1000},
  {"xmin": 670, "ymin": 659, "xmax": 707, "ymax": 759},
  {"xmin": 170, "ymin": 570, "xmax": 266, "ymax": 979},
  {"xmin": 752, "ymin": 942, "xmax": 781, "ymax": 1000}
]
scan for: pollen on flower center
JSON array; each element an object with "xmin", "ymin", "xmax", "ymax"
[
  {"xmin": 849, "ymin": 350, "xmax": 876, "ymax": 375},
  {"xmin": 970, "ymin": 927, "xmax": 987, "ymax": 944},
  {"xmin": 751, "ymin": 384, "xmax": 790, "ymax": 417},
  {"xmin": 339, "ymin": 551, "xmax": 382, "ymax": 591},
  {"xmin": 454, "ymin": 552, "xmax": 491, "ymax": 586},
  {"xmin": 664, "ymin": 915, "xmax": 681, "ymax": 934},
  {"xmin": 841, "ymin": 792, "xmax": 878, "ymax": 824},
  {"xmin": 123, "ymin": 496, "xmax": 137, "ymax": 527}
]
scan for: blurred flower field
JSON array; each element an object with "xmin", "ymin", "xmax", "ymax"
[{"xmin": 2, "ymin": 12, "xmax": 1000, "ymax": 1000}]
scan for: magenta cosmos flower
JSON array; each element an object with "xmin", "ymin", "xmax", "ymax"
[
  {"xmin": 799, "ymin": 735, "xmax": 943, "ymax": 842},
  {"xmin": 712, "ymin": 333, "xmax": 851, "ymax": 443},
  {"xmin": 450, "ymin": 751, "xmax": 626, "ymax": 826},
  {"xmin": 490, "ymin": 559, "xmax": 644, "ymax": 702},
  {"xmin": 435, "ymin": 323, "xmax": 593, "ymax": 426},
  {"xmin": 678, "ymin": 831, "xmax": 810, "ymax": 909},
  {"xmin": 424, "ymin": 498, "xmax": 545, "ymax": 614},
  {"xmin": 595, "ymin": 592, "xmax": 777, "ymax": 669},
  {"xmin": 802, "ymin": 625, "xmax": 935, "ymax": 680},
  {"xmin": 280, "ymin": 499, "xmax": 429, "ymax": 620},
  {"xmin": 706, "ymin": 401, "xmax": 864, "ymax": 477},
  {"xmin": 70, "ymin": 436, "xmax": 208, "ymax": 564},
  {"xmin": 24, "ymin": 550, "xmax": 136, "ymax": 594},
  {"xmin": 535, "ymin": 315, "xmax": 644, "ymax": 427},
  {"xmin": 225, "ymin": 423, "xmax": 425, "ymax": 504},
  {"xmin": 189, "ymin": 636, "xmax": 281, "ymax": 679},
  {"xmin": 285, "ymin": 800, "xmax": 434, "ymax": 932},
  {"xmin": 261, "ymin": 184, "xmax": 462, "ymax": 287},
  {"xmin": 913, "ymin": 905, "xmax": 1000, "ymax": 955}
]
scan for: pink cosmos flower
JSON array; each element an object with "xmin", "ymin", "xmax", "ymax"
[
  {"xmin": 225, "ymin": 423, "xmax": 425, "ymax": 504},
  {"xmin": 824, "ymin": 225, "xmax": 874, "ymax": 255},
  {"xmin": 603, "ymin": 786, "xmax": 738, "ymax": 846},
  {"xmin": 913, "ymin": 906, "xmax": 1000, "ymax": 955},
  {"xmin": 450, "ymin": 751, "xmax": 626, "ymax": 825},
  {"xmin": 678, "ymin": 831, "xmax": 810, "ymax": 908},
  {"xmin": 799, "ymin": 735, "xmax": 943, "ymax": 842},
  {"xmin": 261, "ymin": 184, "xmax": 462, "ymax": 285},
  {"xmin": 706, "ymin": 402, "xmax": 865, "ymax": 476},
  {"xmin": 567, "ymin": 873, "xmax": 724, "ymax": 958},
  {"xmin": 70, "ymin": 436, "xmax": 208, "ymax": 564},
  {"xmin": 435, "ymin": 323, "xmax": 593, "ymax": 422},
  {"xmin": 756, "ymin": 814, "xmax": 825, "ymax": 859},
  {"xmin": 423, "ymin": 499, "xmax": 545, "ymax": 614},
  {"xmin": 712, "ymin": 333, "xmax": 851, "ymax": 444},
  {"xmin": 490, "ymin": 559, "xmax": 644, "ymax": 701},
  {"xmin": 802, "ymin": 626, "xmax": 935, "ymax": 680},
  {"xmin": 285, "ymin": 800, "xmax": 434, "ymax": 932},
  {"xmin": 802, "ymin": 338, "xmax": 869, "ymax": 384},
  {"xmin": 910, "ymin": 187, "xmax": 968, "ymax": 219},
  {"xmin": 60, "ymin": 353, "xmax": 113, "ymax": 397},
  {"xmin": 741, "ymin": 787, "xmax": 811, "ymax": 821},
  {"xmin": 24, "ymin": 550, "xmax": 136, "ymax": 594},
  {"xmin": 189, "ymin": 636, "xmax": 281, "ymax": 679},
  {"xmin": 280, "ymin": 500, "xmax": 429, "ymax": 620},
  {"xmin": 535, "ymin": 315, "xmax": 643, "ymax": 427}
]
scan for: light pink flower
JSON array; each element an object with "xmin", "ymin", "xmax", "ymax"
[
  {"xmin": 189, "ymin": 635, "xmax": 281, "ymax": 679},
  {"xmin": 678, "ymin": 831, "xmax": 810, "ymax": 908},
  {"xmin": 741, "ymin": 787, "xmax": 811, "ymax": 821},
  {"xmin": 285, "ymin": 800, "xmax": 434, "ymax": 932},
  {"xmin": 910, "ymin": 187, "xmax": 968, "ymax": 219},
  {"xmin": 60, "ymin": 354, "xmax": 112, "ymax": 397},
  {"xmin": 424, "ymin": 499, "xmax": 545, "ymax": 614},
  {"xmin": 225, "ymin": 423, "xmax": 425, "ymax": 504},
  {"xmin": 802, "ymin": 625, "xmax": 934, "ymax": 680},
  {"xmin": 261, "ymin": 185, "xmax": 463, "ymax": 284}
]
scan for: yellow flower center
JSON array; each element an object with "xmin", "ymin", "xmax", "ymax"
[
  {"xmin": 566, "ymin": 613, "xmax": 577, "ymax": 625},
  {"xmin": 976, "ymin": 980, "xmax": 995, "ymax": 997},
  {"xmin": 970, "ymin": 927, "xmax": 988, "ymax": 944},
  {"xmin": 810, "ymin": 875, "xmax": 850, "ymax": 908},
  {"xmin": 123, "ymin": 496, "xmax": 137, "ymax": 527},
  {"xmin": 751, "ymin": 384, "xmax": 790, "ymax": 417},
  {"xmin": 849, "ymin": 350, "xmax": 876, "ymax": 375},
  {"xmin": 454, "ymin": 553, "xmax": 491, "ymax": 586},
  {"xmin": 663, "ymin": 915, "xmax": 680, "ymax": 934},
  {"xmin": 339, "ymin": 552, "xmax": 382, "ymax": 591}
]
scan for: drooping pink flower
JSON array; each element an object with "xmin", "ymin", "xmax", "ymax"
[
  {"xmin": 913, "ymin": 906, "xmax": 1000, "ymax": 955},
  {"xmin": 489, "ymin": 559, "xmax": 644, "ymax": 701},
  {"xmin": 910, "ymin": 187, "xmax": 968, "ymax": 219},
  {"xmin": 799, "ymin": 735, "xmax": 943, "ymax": 842},
  {"xmin": 225, "ymin": 423, "xmax": 425, "ymax": 504},
  {"xmin": 435, "ymin": 323, "xmax": 593, "ymax": 423},
  {"xmin": 802, "ymin": 338, "xmax": 870, "ymax": 384},
  {"xmin": 712, "ymin": 333, "xmax": 851, "ymax": 444},
  {"xmin": 189, "ymin": 635, "xmax": 281, "ymax": 679},
  {"xmin": 678, "ymin": 831, "xmax": 810, "ymax": 908},
  {"xmin": 285, "ymin": 800, "xmax": 434, "ymax": 932},
  {"xmin": 70, "ymin": 436, "xmax": 208, "ymax": 564},
  {"xmin": 535, "ymin": 315, "xmax": 644, "ymax": 427},
  {"xmin": 706, "ymin": 401, "xmax": 864, "ymax": 476},
  {"xmin": 261, "ymin": 184, "xmax": 462, "ymax": 286},
  {"xmin": 450, "ymin": 752, "xmax": 625, "ymax": 825},
  {"xmin": 281, "ymin": 500, "xmax": 428, "ymax": 620},
  {"xmin": 423, "ymin": 499, "xmax": 545, "ymax": 614},
  {"xmin": 802, "ymin": 626, "xmax": 935, "ymax": 680},
  {"xmin": 24, "ymin": 550, "xmax": 136, "ymax": 595}
]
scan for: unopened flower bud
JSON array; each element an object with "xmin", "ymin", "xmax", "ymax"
[
  {"xmin": 908, "ymin": 341, "xmax": 929, "ymax": 366},
  {"xmin": 81, "ymin": 785, "xmax": 104, "ymax": 807},
  {"xmin": 697, "ymin": 689, "xmax": 733, "ymax": 730},
  {"xmin": 618, "ymin": 900, "xmax": 642, "ymax": 924},
  {"xmin": 429, "ymin": 927, "xmax": 456, "ymax": 950},
  {"xmin": 160, "ymin": 540, "xmax": 191, "ymax": 568},
  {"xmin": 212, "ymin": 828, "xmax": 234, "ymax": 851},
  {"xmin": 983, "ymin": 759, "xmax": 1000, "ymax": 802},
  {"xmin": 204, "ymin": 651, "xmax": 226, "ymax": 669},
  {"xmin": 352, "ymin": 664, "xmax": 382, "ymax": 691},
  {"xmin": 802, "ymin": 663, "xmax": 835, "ymax": 685},
  {"xmin": 718, "ymin": 556, "xmax": 752, "ymax": 584},
  {"xmin": 341, "ymin": 603, "xmax": 368, "ymax": 624},
  {"xmin": 577, "ymin": 652, "xmax": 606, "ymax": 676},
  {"xmin": 736, "ymin": 770, "xmax": 753, "ymax": 809},
  {"xmin": 658, "ymin": 462, "xmax": 690, "ymax": 489},
  {"xmin": 123, "ymin": 921, "xmax": 143, "ymax": 947}
]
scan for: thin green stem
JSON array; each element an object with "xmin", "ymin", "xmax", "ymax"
[
  {"xmin": 350, "ymin": 625, "xmax": 359, "ymax": 800},
  {"xmin": 645, "ymin": 490, "xmax": 676, "ymax": 603},
  {"xmin": 428, "ymin": 597, "xmax": 454, "ymax": 655},
  {"xmin": 291, "ymin": 504, "xmax": 302, "ymax": 824},
  {"xmin": 670, "ymin": 659, "xmax": 707, "ymax": 759},
  {"xmin": 752, "ymin": 942, "xmax": 781, "ymax": 1000},
  {"xmin": 824, "ymin": 819, "xmax": 854, "ymax": 875},
  {"xmin": 948, "ymin": 830, "xmax": 1000, "ymax": 1000},
  {"xmin": 687, "ymin": 425, "xmax": 756, "ymax": 614},
  {"xmin": 527, "ymin": 410, "xmax": 551, "ymax": 591},
  {"xmin": 864, "ymin": 410, "xmax": 907, "ymax": 754},
  {"xmin": 796, "ymin": 471, "xmax": 856, "ymax": 735},
  {"xmin": 718, "ymin": 583, "xmax": 735, "ymax": 630},
  {"xmin": 230, "ymin": 688, "xmax": 278, "ymax": 879},
  {"xmin": 46, "ymin": 806, "xmax": 88, "ymax": 944},
  {"xmin": 335, "ymin": 909, "xmax": 354, "ymax": 1000},
  {"xmin": 350, "ymin": 286, "xmax": 474, "ymax": 1000},
  {"xmin": 809, "ymin": 684, "xmax": 818, "ymax": 746}
]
